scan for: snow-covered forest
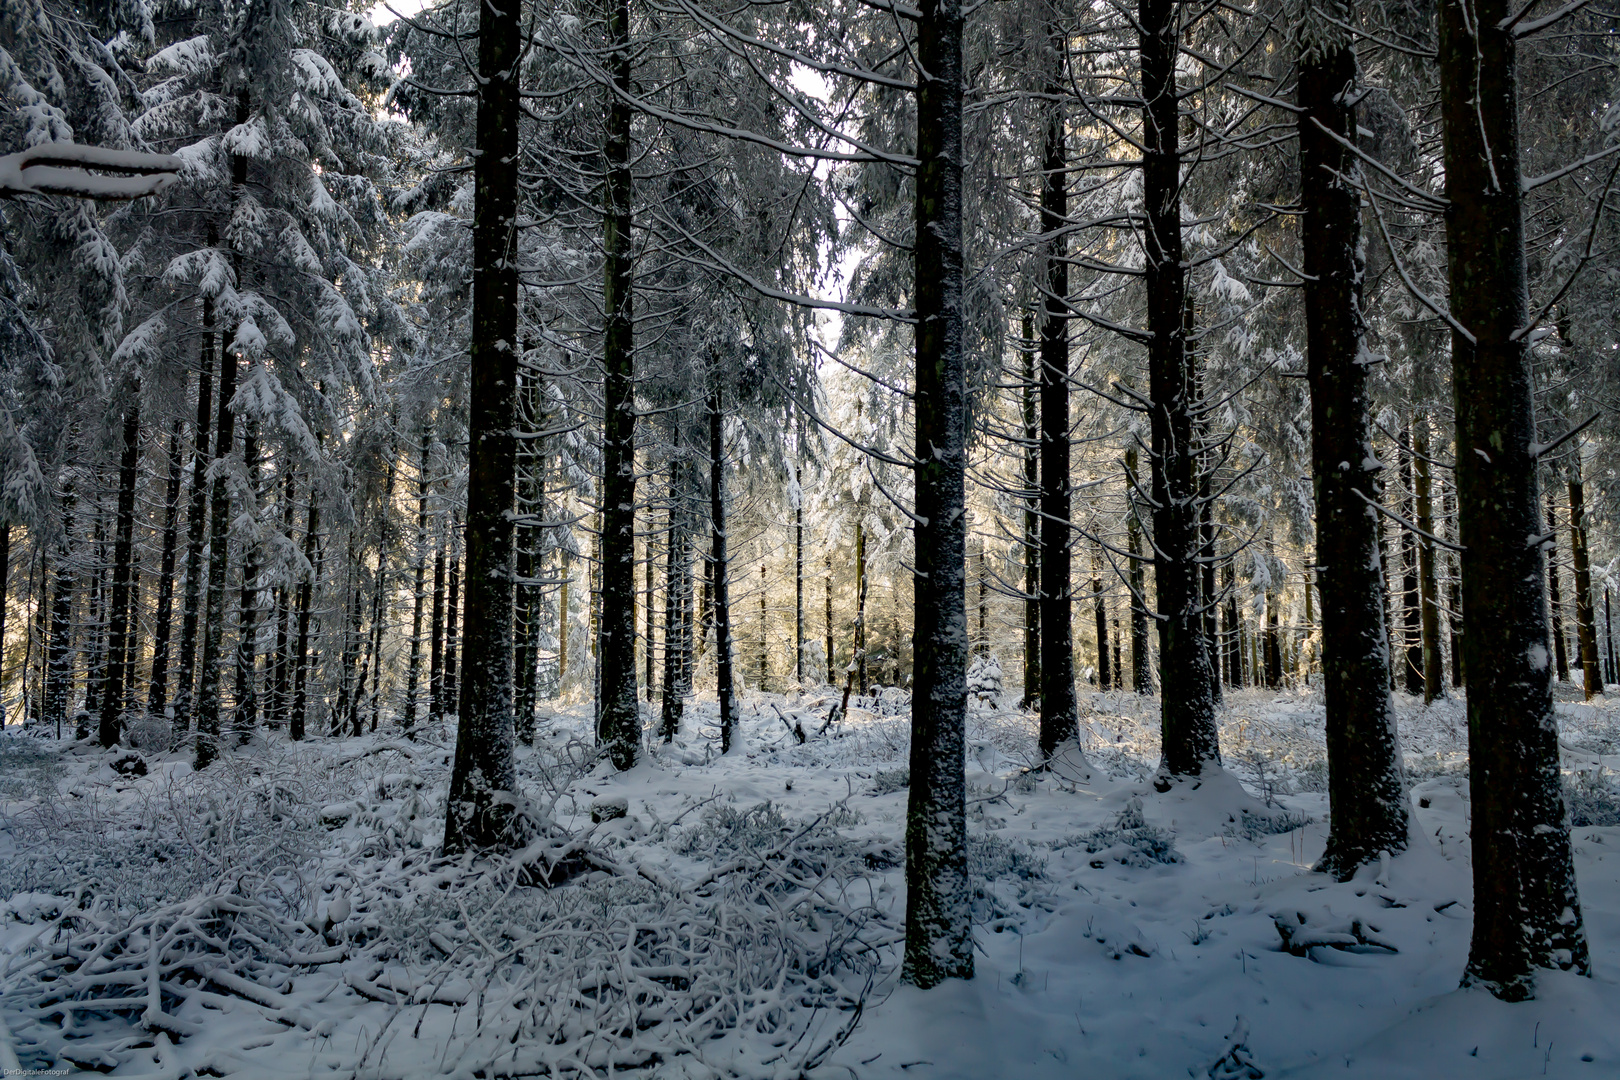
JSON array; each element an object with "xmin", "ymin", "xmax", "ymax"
[{"xmin": 3, "ymin": 0, "xmax": 1620, "ymax": 1075}]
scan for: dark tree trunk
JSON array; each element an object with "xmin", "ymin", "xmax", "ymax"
[
  {"xmin": 1141, "ymin": 0, "xmax": 1219, "ymax": 777},
  {"xmin": 824, "ymin": 551, "xmax": 833, "ymax": 684},
  {"xmin": 1127, "ymin": 447, "xmax": 1153, "ymax": 694},
  {"xmin": 1607, "ymin": 589, "xmax": 1616, "ymax": 687},
  {"xmin": 709, "ymin": 388, "xmax": 736, "ymax": 751},
  {"xmin": 195, "ymin": 336, "xmax": 238, "ymax": 768},
  {"xmin": 1264, "ymin": 587, "xmax": 1282, "ymax": 690},
  {"xmin": 1021, "ymin": 313, "xmax": 1041, "ymax": 709},
  {"xmin": 147, "ymin": 418, "xmax": 184, "ymax": 717},
  {"xmin": 99, "ymin": 401, "xmax": 140, "ymax": 746},
  {"xmin": 1445, "ymin": 486, "xmax": 1464, "ymax": 687},
  {"xmin": 1414, "ymin": 419, "xmax": 1443, "ymax": 700},
  {"xmin": 86, "ymin": 503, "xmax": 108, "ymax": 731},
  {"xmin": 645, "ymin": 509, "xmax": 657, "ymax": 700},
  {"xmin": 232, "ymin": 417, "xmax": 261, "ymax": 743},
  {"xmin": 363, "ymin": 458, "xmax": 395, "ymax": 735},
  {"xmin": 594, "ymin": 0, "xmax": 640, "ymax": 771},
  {"xmin": 290, "ymin": 494, "xmax": 319, "ymax": 741},
  {"xmin": 44, "ymin": 489, "xmax": 76, "ymax": 735},
  {"xmin": 406, "ymin": 430, "xmax": 431, "ymax": 737},
  {"xmin": 855, "ymin": 520, "xmax": 867, "ymax": 695},
  {"xmin": 1547, "ymin": 489, "xmax": 1569, "ymax": 682},
  {"xmin": 1299, "ymin": 10, "xmax": 1408, "ymax": 877},
  {"xmin": 1092, "ymin": 547, "xmax": 1109, "ymax": 691},
  {"xmin": 444, "ymin": 536, "xmax": 460, "ymax": 720},
  {"xmin": 903, "ymin": 0, "xmax": 972, "ymax": 988},
  {"xmin": 174, "ymin": 306, "xmax": 215, "ymax": 730},
  {"xmin": 266, "ymin": 475, "xmax": 293, "ymax": 730},
  {"xmin": 661, "ymin": 458, "xmax": 688, "ymax": 740},
  {"xmin": 1221, "ymin": 561, "xmax": 1238, "ymax": 689},
  {"xmin": 1401, "ymin": 449, "xmax": 1423, "ymax": 696},
  {"xmin": 430, "ymin": 540, "xmax": 446, "ymax": 723},
  {"xmin": 443, "ymin": 0, "xmax": 523, "ymax": 851},
  {"xmin": 795, "ymin": 459, "xmax": 804, "ymax": 684},
  {"xmin": 1569, "ymin": 465, "xmax": 1601, "ymax": 699},
  {"xmin": 0, "ymin": 526, "xmax": 8, "ymax": 715},
  {"xmin": 1438, "ymin": 0, "xmax": 1588, "ymax": 997},
  {"xmin": 977, "ymin": 544, "xmax": 987, "ymax": 658},
  {"xmin": 332, "ymin": 537, "xmax": 362, "ymax": 736},
  {"xmin": 1037, "ymin": 22, "xmax": 1077, "ymax": 758},
  {"xmin": 556, "ymin": 546, "xmax": 568, "ymax": 691}
]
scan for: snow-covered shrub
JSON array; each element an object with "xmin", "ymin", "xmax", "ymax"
[
  {"xmin": 968, "ymin": 833, "xmax": 1046, "ymax": 880},
  {"xmin": 967, "ymin": 833, "xmax": 1050, "ymax": 929},
  {"xmin": 123, "ymin": 713, "xmax": 172, "ymax": 753},
  {"xmin": 967, "ymin": 654, "xmax": 1004, "ymax": 705},
  {"xmin": 0, "ymin": 730, "xmax": 63, "ymax": 801},
  {"xmin": 1566, "ymin": 769, "xmax": 1620, "ymax": 827},
  {"xmin": 1064, "ymin": 798, "xmax": 1183, "ymax": 868},
  {"xmin": 1222, "ymin": 806, "xmax": 1313, "ymax": 842},
  {"xmin": 869, "ymin": 767, "xmax": 910, "ymax": 795}
]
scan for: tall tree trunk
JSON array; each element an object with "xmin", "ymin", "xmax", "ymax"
[
  {"xmin": 555, "ymin": 546, "xmax": 568, "ymax": 690},
  {"xmin": 233, "ymin": 416, "xmax": 261, "ymax": 743},
  {"xmin": 266, "ymin": 474, "xmax": 292, "ymax": 730},
  {"xmin": 290, "ymin": 494, "xmax": 319, "ymax": 741},
  {"xmin": 1263, "ymin": 585, "xmax": 1282, "ymax": 690},
  {"xmin": 0, "ymin": 525, "xmax": 8, "ymax": 721},
  {"xmin": 430, "ymin": 539, "xmax": 446, "ymax": 722},
  {"xmin": 855, "ymin": 519, "xmax": 867, "ymax": 695},
  {"xmin": 644, "ymin": 506, "xmax": 657, "ymax": 700},
  {"xmin": 332, "ymin": 535, "xmax": 363, "ymax": 736},
  {"xmin": 594, "ymin": 0, "xmax": 640, "ymax": 771},
  {"xmin": 99, "ymin": 400, "xmax": 141, "ymax": 746},
  {"xmin": 1438, "ymin": 0, "xmax": 1588, "ymax": 997},
  {"xmin": 406, "ymin": 429, "xmax": 431, "ymax": 737},
  {"xmin": 443, "ymin": 0, "xmax": 523, "ymax": 851},
  {"xmin": 85, "ymin": 503, "xmax": 108, "ymax": 732},
  {"xmin": 795, "ymin": 459, "xmax": 804, "ymax": 684},
  {"xmin": 709, "ymin": 387, "xmax": 736, "ymax": 751},
  {"xmin": 1037, "ymin": 22, "xmax": 1077, "ymax": 758},
  {"xmin": 195, "ymin": 336, "xmax": 238, "ymax": 768},
  {"xmin": 44, "ymin": 488, "xmax": 76, "ymax": 735},
  {"xmin": 148, "ymin": 418, "xmax": 184, "ymax": 717},
  {"xmin": 1126, "ymin": 447, "xmax": 1153, "ymax": 694},
  {"xmin": 824, "ymin": 551, "xmax": 833, "ymax": 684},
  {"xmin": 903, "ymin": 0, "xmax": 972, "ymax": 988},
  {"xmin": 1092, "ymin": 547, "xmax": 1109, "ymax": 691},
  {"xmin": 1142, "ymin": 0, "xmax": 1219, "ymax": 777},
  {"xmin": 758, "ymin": 562, "xmax": 768, "ymax": 687},
  {"xmin": 977, "ymin": 543, "xmax": 988, "ymax": 658},
  {"xmin": 1414, "ymin": 418, "xmax": 1443, "ymax": 700},
  {"xmin": 1547, "ymin": 489, "xmax": 1569, "ymax": 682},
  {"xmin": 1221, "ymin": 561, "xmax": 1238, "ymax": 688},
  {"xmin": 1607, "ymin": 588, "xmax": 1616, "ymax": 688},
  {"xmin": 1569, "ymin": 462, "xmax": 1601, "ymax": 699},
  {"xmin": 661, "ymin": 458, "xmax": 687, "ymax": 740},
  {"xmin": 1021, "ymin": 313, "xmax": 1041, "ymax": 709},
  {"xmin": 1299, "ymin": 6, "xmax": 1408, "ymax": 877},
  {"xmin": 1401, "ymin": 448, "xmax": 1423, "ymax": 696},
  {"xmin": 1445, "ymin": 486, "xmax": 1464, "ymax": 687},
  {"xmin": 444, "ymin": 533, "xmax": 460, "ymax": 721},
  {"xmin": 363, "ymin": 458, "xmax": 396, "ymax": 735},
  {"xmin": 174, "ymin": 304, "xmax": 215, "ymax": 730}
]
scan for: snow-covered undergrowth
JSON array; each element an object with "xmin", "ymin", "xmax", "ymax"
[{"xmin": 2, "ymin": 682, "xmax": 1619, "ymax": 1079}]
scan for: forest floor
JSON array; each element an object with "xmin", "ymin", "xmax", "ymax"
[{"xmin": 2, "ymin": 682, "xmax": 1619, "ymax": 1079}]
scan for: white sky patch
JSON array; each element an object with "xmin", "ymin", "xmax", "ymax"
[{"xmin": 370, "ymin": 0, "xmax": 425, "ymax": 27}]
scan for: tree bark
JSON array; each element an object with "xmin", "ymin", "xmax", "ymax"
[
  {"xmin": 1299, "ymin": 7, "xmax": 1408, "ymax": 876},
  {"xmin": 1414, "ymin": 418, "xmax": 1443, "ymax": 700},
  {"xmin": 99, "ymin": 400, "xmax": 141, "ymax": 746},
  {"xmin": 406, "ymin": 429, "xmax": 431, "ymax": 736},
  {"xmin": 1126, "ymin": 447, "xmax": 1153, "ymax": 694},
  {"xmin": 173, "ymin": 305, "xmax": 215, "ymax": 730},
  {"xmin": 443, "ymin": 0, "xmax": 523, "ymax": 851},
  {"xmin": 290, "ymin": 494, "xmax": 319, "ymax": 741},
  {"xmin": 147, "ymin": 418, "xmax": 185, "ymax": 717},
  {"xmin": 444, "ymin": 534, "xmax": 460, "ymax": 720},
  {"xmin": 1092, "ymin": 546, "xmax": 1109, "ymax": 691},
  {"xmin": 430, "ymin": 538, "xmax": 446, "ymax": 722},
  {"xmin": 1141, "ymin": 0, "xmax": 1219, "ymax": 777},
  {"xmin": 1021, "ymin": 313, "xmax": 1041, "ymax": 709},
  {"xmin": 232, "ymin": 416, "xmax": 261, "ymax": 743},
  {"xmin": 194, "ymin": 336, "xmax": 238, "ymax": 768},
  {"xmin": 1438, "ymin": 0, "xmax": 1589, "ymax": 997},
  {"xmin": 903, "ymin": 0, "xmax": 973, "ymax": 988},
  {"xmin": 594, "ymin": 0, "xmax": 640, "ymax": 771},
  {"xmin": 709, "ymin": 387, "xmax": 736, "ymax": 751},
  {"xmin": 661, "ymin": 458, "xmax": 687, "ymax": 739},
  {"xmin": 1037, "ymin": 19, "xmax": 1077, "ymax": 757},
  {"xmin": 44, "ymin": 488, "xmax": 75, "ymax": 736},
  {"xmin": 1399, "ymin": 449, "xmax": 1423, "ymax": 696},
  {"xmin": 1547, "ymin": 489, "xmax": 1569, "ymax": 682},
  {"xmin": 1569, "ymin": 463, "xmax": 1601, "ymax": 699},
  {"xmin": 855, "ymin": 519, "xmax": 868, "ymax": 695}
]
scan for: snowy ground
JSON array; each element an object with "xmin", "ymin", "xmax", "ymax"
[{"xmin": 3, "ymin": 683, "xmax": 1619, "ymax": 1079}]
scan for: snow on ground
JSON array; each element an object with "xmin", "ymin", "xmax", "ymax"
[{"xmin": 2, "ymin": 683, "xmax": 1619, "ymax": 1078}]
